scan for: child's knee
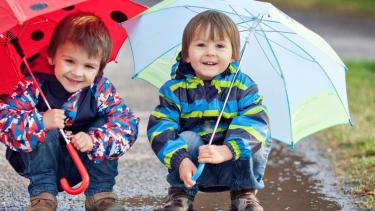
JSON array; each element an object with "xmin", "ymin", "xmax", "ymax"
[{"xmin": 179, "ymin": 131, "xmax": 203, "ymax": 151}]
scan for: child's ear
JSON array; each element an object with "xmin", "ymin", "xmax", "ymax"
[
  {"xmin": 47, "ymin": 56, "xmax": 54, "ymax": 65},
  {"xmin": 185, "ymin": 57, "xmax": 190, "ymax": 63}
]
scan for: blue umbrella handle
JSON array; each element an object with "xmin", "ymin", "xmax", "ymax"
[{"xmin": 192, "ymin": 163, "xmax": 206, "ymax": 181}]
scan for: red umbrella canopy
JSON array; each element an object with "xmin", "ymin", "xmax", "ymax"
[
  {"xmin": 0, "ymin": 0, "xmax": 147, "ymax": 95},
  {"xmin": 0, "ymin": 0, "xmax": 88, "ymax": 33}
]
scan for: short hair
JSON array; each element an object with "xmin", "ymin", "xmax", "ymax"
[
  {"xmin": 47, "ymin": 12, "xmax": 112, "ymax": 78},
  {"xmin": 182, "ymin": 10, "xmax": 240, "ymax": 61}
]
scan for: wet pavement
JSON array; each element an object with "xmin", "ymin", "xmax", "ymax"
[
  {"xmin": 1, "ymin": 1, "xmax": 374, "ymax": 210},
  {"xmin": 0, "ymin": 115, "xmax": 358, "ymax": 210}
]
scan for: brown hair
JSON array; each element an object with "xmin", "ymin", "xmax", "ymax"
[
  {"xmin": 47, "ymin": 12, "xmax": 112, "ymax": 78},
  {"xmin": 181, "ymin": 10, "xmax": 240, "ymax": 61}
]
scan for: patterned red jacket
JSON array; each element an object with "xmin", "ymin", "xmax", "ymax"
[{"xmin": 0, "ymin": 55, "xmax": 139, "ymax": 163}]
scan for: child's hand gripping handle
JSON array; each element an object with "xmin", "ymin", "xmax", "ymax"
[
  {"xmin": 192, "ymin": 163, "xmax": 205, "ymax": 181},
  {"xmin": 60, "ymin": 143, "xmax": 90, "ymax": 195}
]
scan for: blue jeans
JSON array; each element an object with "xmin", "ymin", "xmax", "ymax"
[
  {"xmin": 9, "ymin": 119, "xmax": 118, "ymax": 197},
  {"xmin": 167, "ymin": 131, "xmax": 272, "ymax": 197}
]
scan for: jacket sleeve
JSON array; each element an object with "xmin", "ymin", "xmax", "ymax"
[
  {"xmin": 88, "ymin": 78, "xmax": 139, "ymax": 162},
  {"xmin": 224, "ymin": 76, "xmax": 270, "ymax": 160},
  {"xmin": 147, "ymin": 82, "xmax": 189, "ymax": 170},
  {"xmin": 0, "ymin": 77, "xmax": 46, "ymax": 152}
]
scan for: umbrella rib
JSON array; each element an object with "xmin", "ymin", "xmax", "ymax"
[
  {"xmin": 228, "ymin": 6, "xmax": 282, "ymax": 31},
  {"xmin": 253, "ymin": 21, "xmax": 316, "ymax": 62},
  {"xmin": 256, "ymin": 25, "xmax": 294, "ymax": 144},
  {"xmin": 241, "ymin": 9, "xmax": 312, "ymax": 63},
  {"xmin": 253, "ymin": 30, "xmax": 315, "ymax": 62},
  {"xmin": 185, "ymin": 5, "xmax": 279, "ymax": 26},
  {"xmin": 253, "ymin": 34, "xmax": 281, "ymax": 76},
  {"xmin": 259, "ymin": 20, "xmax": 345, "ymax": 68},
  {"xmin": 240, "ymin": 29, "xmax": 296, "ymax": 35},
  {"xmin": 243, "ymin": 8, "xmax": 284, "ymax": 26},
  {"xmin": 227, "ymin": 4, "xmax": 253, "ymax": 29}
]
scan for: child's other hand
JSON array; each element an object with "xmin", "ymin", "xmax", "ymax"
[
  {"xmin": 70, "ymin": 132, "xmax": 93, "ymax": 152},
  {"xmin": 198, "ymin": 145, "xmax": 233, "ymax": 164},
  {"xmin": 179, "ymin": 158, "xmax": 197, "ymax": 188},
  {"xmin": 43, "ymin": 109, "xmax": 66, "ymax": 130}
]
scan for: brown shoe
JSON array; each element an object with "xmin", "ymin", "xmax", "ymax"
[
  {"xmin": 163, "ymin": 187, "xmax": 194, "ymax": 211},
  {"xmin": 230, "ymin": 189, "xmax": 263, "ymax": 211},
  {"xmin": 85, "ymin": 192, "xmax": 124, "ymax": 211},
  {"xmin": 27, "ymin": 192, "xmax": 57, "ymax": 211}
]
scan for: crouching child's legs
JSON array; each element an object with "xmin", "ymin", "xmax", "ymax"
[{"xmin": 6, "ymin": 129, "xmax": 62, "ymax": 210}]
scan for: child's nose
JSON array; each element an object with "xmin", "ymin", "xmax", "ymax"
[
  {"xmin": 71, "ymin": 67, "xmax": 84, "ymax": 76},
  {"xmin": 206, "ymin": 45, "xmax": 216, "ymax": 55}
]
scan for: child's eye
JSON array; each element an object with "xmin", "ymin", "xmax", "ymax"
[
  {"xmin": 216, "ymin": 44, "xmax": 226, "ymax": 48},
  {"xmin": 85, "ymin": 65, "xmax": 95, "ymax": 69},
  {"xmin": 197, "ymin": 43, "xmax": 206, "ymax": 47},
  {"xmin": 65, "ymin": 59, "xmax": 74, "ymax": 63}
]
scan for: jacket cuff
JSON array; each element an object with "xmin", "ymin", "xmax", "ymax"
[
  {"xmin": 170, "ymin": 149, "xmax": 190, "ymax": 170},
  {"xmin": 225, "ymin": 142, "xmax": 239, "ymax": 161}
]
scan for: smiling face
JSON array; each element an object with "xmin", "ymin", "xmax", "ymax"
[
  {"xmin": 185, "ymin": 29, "xmax": 233, "ymax": 80},
  {"xmin": 48, "ymin": 42, "xmax": 100, "ymax": 93}
]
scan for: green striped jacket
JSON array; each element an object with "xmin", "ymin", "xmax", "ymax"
[{"xmin": 147, "ymin": 59, "xmax": 270, "ymax": 170}]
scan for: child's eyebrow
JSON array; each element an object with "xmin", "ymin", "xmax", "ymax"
[
  {"xmin": 85, "ymin": 61, "xmax": 100, "ymax": 67},
  {"xmin": 61, "ymin": 54, "xmax": 73, "ymax": 58}
]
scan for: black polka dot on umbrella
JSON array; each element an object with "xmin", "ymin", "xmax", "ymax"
[
  {"xmin": 62, "ymin": 5, "xmax": 75, "ymax": 11},
  {"xmin": 110, "ymin": 11, "xmax": 128, "ymax": 23},
  {"xmin": 31, "ymin": 30, "xmax": 44, "ymax": 41}
]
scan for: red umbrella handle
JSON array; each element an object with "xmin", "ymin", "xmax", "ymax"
[{"xmin": 60, "ymin": 143, "xmax": 90, "ymax": 195}]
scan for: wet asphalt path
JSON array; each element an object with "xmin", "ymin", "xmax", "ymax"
[{"xmin": 1, "ymin": 1, "xmax": 375, "ymax": 210}]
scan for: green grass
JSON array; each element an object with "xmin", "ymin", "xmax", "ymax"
[
  {"xmin": 264, "ymin": 0, "xmax": 375, "ymax": 17},
  {"xmin": 316, "ymin": 61, "xmax": 375, "ymax": 209}
]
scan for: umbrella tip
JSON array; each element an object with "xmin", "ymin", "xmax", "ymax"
[
  {"xmin": 290, "ymin": 142, "xmax": 296, "ymax": 150},
  {"xmin": 349, "ymin": 118, "xmax": 353, "ymax": 127}
]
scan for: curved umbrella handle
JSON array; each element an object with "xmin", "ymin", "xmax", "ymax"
[
  {"xmin": 60, "ymin": 143, "xmax": 90, "ymax": 195},
  {"xmin": 192, "ymin": 163, "xmax": 205, "ymax": 182}
]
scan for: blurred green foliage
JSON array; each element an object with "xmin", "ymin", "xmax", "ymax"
[{"xmin": 265, "ymin": 0, "xmax": 375, "ymax": 16}]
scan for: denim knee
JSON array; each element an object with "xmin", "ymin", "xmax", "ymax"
[
  {"xmin": 230, "ymin": 140, "xmax": 272, "ymax": 190},
  {"xmin": 179, "ymin": 131, "xmax": 204, "ymax": 161},
  {"xmin": 84, "ymin": 158, "xmax": 119, "ymax": 196}
]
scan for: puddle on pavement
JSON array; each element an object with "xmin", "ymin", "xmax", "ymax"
[{"xmin": 124, "ymin": 142, "xmax": 343, "ymax": 211}]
